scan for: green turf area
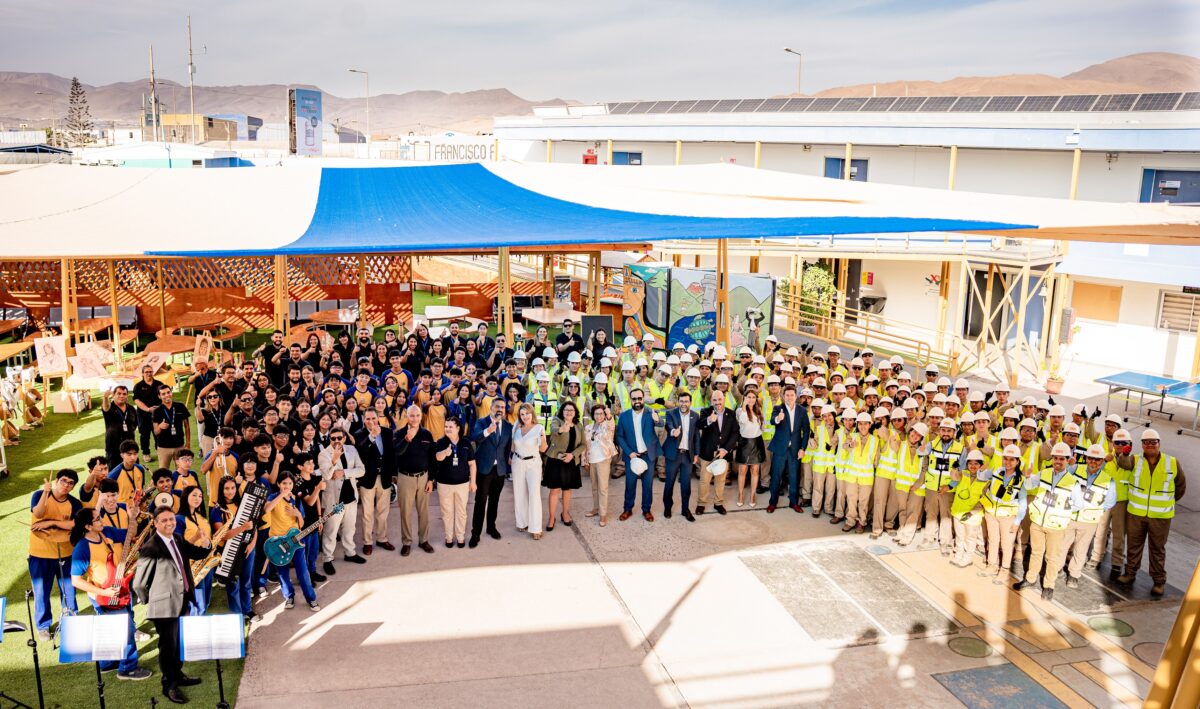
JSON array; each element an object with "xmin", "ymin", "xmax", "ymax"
[
  {"xmin": 0, "ymin": 394, "xmax": 243, "ymax": 708},
  {"xmin": 412, "ymin": 289, "xmax": 448, "ymax": 315}
]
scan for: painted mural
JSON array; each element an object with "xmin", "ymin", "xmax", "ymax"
[{"xmin": 623, "ymin": 264, "xmax": 774, "ymax": 350}]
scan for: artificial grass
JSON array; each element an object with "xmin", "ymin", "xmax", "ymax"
[{"xmin": 0, "ymin": 395, "xmax": 243, "ymax": 709}]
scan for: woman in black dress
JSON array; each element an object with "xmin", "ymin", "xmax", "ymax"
[{"xmin": 543, "ymin": 400, "xmax": 584, "ymax": 530}]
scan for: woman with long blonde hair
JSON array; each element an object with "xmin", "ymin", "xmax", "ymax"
[{"xmin": 511, "ymin": 403, "xmax": 548, "ymax": 539}]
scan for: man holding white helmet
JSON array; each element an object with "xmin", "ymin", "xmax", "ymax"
[
  {"xmin": 696, "ymin": 392, "xmax": 738, "ymax": 516},
  {"xmin": 1115, "ymin": 429, "xmax": 1186, "ymax": 595},
  {"xmin": 615, "ymin": 387, "xmax": 662, "ymax": 522},
  {"xmin": 1060, "ymin": 444, "xmax": 1116, "ymax": 588},
  {"xmin": 1013, "ymin": 442, "xmax": 1079, "ymax": 601}
]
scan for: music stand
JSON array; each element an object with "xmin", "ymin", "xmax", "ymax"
[
  {"xmin": 0, "ymin": 597, "xmax": 34, "ymax": 709},
  {"xmin": 180, "ymin": 614, "xmax": 245, "ymax": 709},
  {"xmin": 59, "ymin": 613, "xmax": 131, "ymax": 709}
]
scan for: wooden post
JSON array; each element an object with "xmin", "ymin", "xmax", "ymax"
[
  {"xmin": 587, "ymin": 251, "xmax": 602, "ymax": 315},
  {"xmin": 357, "ymin": 256, "xmax": 368, "ymax": 327},
  {"xmin": 606, "ymin": 139, "xmax": 613, "ymax": 165},
  {"xmin": 749, "ymin": 256, "xmax": 760, "ymax": 273},
  {"xmin": 672, "ymin": 254, "xmax": 681, "ymax": 267},
  {"xmin": 754, "ymin": 140, "xmax": 762, "ymax": 169},
  {"xmin": 546, "ymin": 139, "xmax": 553, "ymax": 163},
  {"xmin": 843, "ymin": 143, "xmax": 853, "ymax": 180},
  {"xmin": 273, "ymin": 255, "xmax": 288, "ymax": 332},
  {"xmin": 1146, "ymin": 561, "xmax": 1200, "ymax": 708},
  {"xmin": 1012, "ymin": 265, "xmax": 1031, "ymax": 387},
  {"xmin": 59, "ymin": 257, "xmax": 75, "ymax": 346},
  {"xmin": 1069, "ymin": 147, "xmax": 1082, "ymax": 200},
  {"xmin": 948, "ymin": 145, "xmax": 959, "ymax": 190},
  {"xmin": 716, "ymin": 240, "xmax": 730, "ymax": 347},
  {"xmin": 950, "ymin": 259, "xmax": 968, "ymax": 375},
  {"xmin": 108, "ymin": 260, "xmax": 121, "ymax": 368},
  {"xmin": 935, "ymin": 261, "xmax": 951, "ymax": 353},
  {"xmin": 836, "ymin": 258, "xmax": 849, "ymax": 339},
  {"xmin": 155, "ymin": 259, "xmax": 166, "ymax": 336},
  {"xmin": 497, "ymin": 247, "xmax": 514, "ymax": 340},
  {"xmin": 980, "ymin": 263, "xmax": 995, "ymax": 360},
  {"xmin": 675, "ymin": 140, "xmax": 683, "ymax": 166},
  {"xmin": 493, "ymin": 138, "xmax": 499, "ymax": 162},
  {"xmin": 694, "ymin": 254, "xmax": 701, "ymax": 267}
]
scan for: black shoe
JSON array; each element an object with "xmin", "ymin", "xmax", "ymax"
[
  {"xmin": 310, "ymin": 572, "xmax": 327, "ymax": 583},
  {"xmin": 117, "ymin": 668, "xmax": 152, "ymax": 681},
  {"xmin": 715, "ymin": 505, "xmax": 727, "ymax": 515},
  {"xmin": 664, "ymin": 508, "xmax": 673, "ymax": 519},
  {"xmin": 469, "ymin": 537, "xmax": 480, "ymax": 548},
  {"xmin": 400, "ymin": 545, "xmax": 411, "ymax": 556},
  {"xmin": 163, "ymin": 686, "xmax": 188, "ymax": 704},
  {"xmin": 323, "ymin": 561, "xmax": 336, "ymax": 575},
  {"xmin": 419, "ymin": 542, "xmax": 435, "ymax": 553},
  {"xmin": 457, "ymin": 541, "xmax": 466, "ymax": 548},
  {"xmin": 683, "ymin": 510, "xmax": 695, "ymax": 522},
  {"xmin": 487, "ymin": 529, "xmax": 501, "ymax": 540},
  {"xmin": 445, "ymin": 540, "xmax": 454, "ymax": 548},
  {"xmin": 177, "ymin": 674, "xmax": 202, "ymax": 687},
  {"xmin": 344, "ymin": 554, "xmax": 367, "ymax": 564},
  {"xmin": 756, "ymin": 485, "xmax": 769, "ymax": 495},
  {"xmin": 1065, "ymin": 576, "xmax": 1079, "ymax": 589},
  {"xmin": 695, "ymin": 506, "xmax": 705, "ymax": 516},
  {"xmin": 1041, "ymin": 588, "xmax": 1055, "ymax": 601},
  {"xmin": 1012, "ymin": 580, "xmax": 1031, "ymax": 591}
]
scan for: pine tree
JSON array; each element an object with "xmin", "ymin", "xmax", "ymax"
[{"xmin": 64, "ymin": 77, "xmax": 94, "ymax": 147}]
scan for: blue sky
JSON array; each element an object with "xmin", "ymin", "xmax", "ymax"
[{"xmin": 1, "ymin": 0, "xmax": 1197, "ymax": 100}]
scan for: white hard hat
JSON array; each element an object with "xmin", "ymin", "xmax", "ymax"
[
  {"xmin": 1063, "ymin": 422, "xmax": 1081, "ymax": 435},
  {"xmin": 1000, "ymin": 427, "xmax": 1019, "ymax": 440},
  {"xmin": 1051, "ymin": 442, "xmax": 1072, "ymax": 457},
  {"xmin": 567, "ymin": 351, "xmax": 581, "ymax": 363},
  {"xmin": 946, "ymin": 394, "xmax": 961, "ymax": 406},
  {"xmin": 720, "ymin": 360, "xmax": 734, "ymax": 370},
  {"xmin": 937, "ymin": 376, "xmax": 952, "ymax": 388},
  {"xmin": 542, "ymin": 347, "xmax": 556, "ymax": 358},
  {"xmin": 922, "ymin": 383, "xmax": 938, "ymax": 393},
  {"xmin": 532, "ymin": 357, "xmax": 546, "ymax": 367},
  {"xmin": 1141, "ymin": 429, "xmax": 1161, "ymax": 441},
  {"xmin": 960, "ymin": 411, "xmax": 975, "ymax": 424},
  {"xmin": 850, "ymin": 357, "xmax": 865, "ymax": 367},
  {"xmin": 966, "ymin": 449, "xmax": 985, "ymax": 463},
  {"xmin": 800, "ymin": 387, "xmax": 813, "ymax": 397},
  {"xmin": 786, "ymin": 347, "xmax": 800, "ymax": 356},
  {"xmin": 912, "ymin": 422, "xmax": 929, "ymax": 437},
  {"xmin": 748, "ymin": 367, "xmax": 763, "ymax": 376},
  {"xmin": 680, "ymin": 353, "xmax": 693, "ymax": 363},
  {"xmin": 712, "ymin": 346, "xmax": 728, "ymax": 359},
  {"xmin": 1105, "ymin": 414, "xmax": 1123, "ymax": 425},
  {"xmin": 862, "ymin": 347, "xmax": 874, "ymax": 356},
  {"xmin": 621, "ymin": 361, "xmax": 635, "ymax": 371},
  {"xmin": 604, "ymin": 346, "xmax": 618, "ymax": 358},
  {"xmin": 813, "ymin": 377, "xmax": 828, "ymax": 387},
  {"xmin": 840, "ymin": 398, "xmax": 857, "ymax": 410},
  {"xmin": 686, "ymin": 367, "xmax": 701, "ymax": 378},
  {"xmin": 1072, "ymin": 403, "xmax": 1088, "ymax": 416},
  {"xmin": 927, "ymin": 407, "xmax": 946, "ymax": 418},
  {"xmin": 766, "ymin": 334, "xmax": 779, "ymax": 343},
  {"xmin": 820, "ymin": 405, "xmax": 835, "ymax": 416},
  {"xmin": 623, "ymin": 336, "xmax": 637, "ymax": 346},
  {"xmin": 651, "ymin": 351, "xmax": 667, "ymax": 362},
  {"xmin": 1037, "ymin": 399, "xmax": 1052, "ymax": 411},
  {"xmin": 955, "ymin": 378, "xmax": 969, "ymax": 389},
  {"xmin": 567, "ymin": 375, "xmax": 581, "ymax": 385},
  {"xmin": 629, "ymin": 457, "xmax": 649, "ymax": 475},
  {"xmin": 873, "ymin": 407, "xmax": 889, "ymax": 419},
  {"xmin": 593, "ymin": 372, "xmax": 608, "ymax": 384},
  {"xmin": 841, "ymin": 409, "xmax": 857, "ymax": 420},
  {"xmin": 705, "ymin": 458, "xmax": 728, "ymax": 476},
  {"xmin": 738, "ymin": 346, "xmax": 754, "ymax": 356},
  {"xmin": 1019, "ymin": 418, "xmax": 1038, "ymax": 429},
  {"xmin": 844, "ymin": 377, "xmax": 859, "ymax": 387},
  {"xmin": 864, "ymin": 387, "xmax": 879, "ymax": 397},
  {"xmin": 687, "ymin": 344, "xmax": 700, "ymax": 354},
  {"xmin": 1113, "ymin": 429, "xmax": 1132, "ymax": 442},
  {"xmin": 902, "ymin": 398, "xmax": 919, "ymax": 410},
  {"xmin": 932, "ymin": 393, "xmax": 948, "ymax": 404},
  {"xmin": 831, "ymin": 384, "xmax": 847, "ymax": 394},
  {"xmin": 897, "ymin": 371, "xmax": 913, "ymax": 381},
  {"xmin": 714, "ymin": 374, "xmax": 730, "ymax": 384},
  {"xmin": 514, "ymin": 349, "xmax": 527, "ymax": 359},
  {"xmin": 1048, "ymin": 404, "xmax": 1066, "ymax": 417},
  {"xmin": 536, "ymin": 372, "xmax": 551, "ymax": 382},
  {"xmin": 766, "ymin": 374, "xmax": 781, "ymax": 384},
  {"xmin": 1020, "ymin": 396, "xmax": 1037, "ymax": 406},
  {"xmin": 699, "ymin": 359, "xmax": 713, "ymax": 368},
  {"xmin": 827, "ymin": 345, "xmax": 841, "ymax": 355},
  {"xmin": 890, "ymin": 355, "xmax": 904, "ymax": 365},
  {"xmin": 656, "ymin": 365, "xmax": 672, "ymax": 376},
  {"xmin": 753, "ymin": 355, "xmax": 767, "ymax": 365},
  {"xmin": 968, "ymin": 391, "xmax": 985, "ymax": 403},
  {"xmin": 642, "ymin": 332, "xmax": 655, "ymax": 341},
  {"xmin": 635, "ymin": 357, "xmax": 649, "ymax": 368},
  {"xmin": 939, "ymin": 418, "xmax": 958, "ymax": 430},
  {"xmin": 925, "ymin": 363, "xmax": 940, "ymax": 373},
  {"xmin": 771, "ymin": 353, "xmax": 785, "ymax": 363},
  {"xmin": 1004, "ymin": 408, "xmax": 1021, "ymax": 420},
  {"xmin": 600, "ymin": 358, "xmax": 613, "ymax": 368},
  {"xmin": 856, "ymin": 412, "xmax": 872, "ymax": 424},
  {"xmin": 890, "ymin": 408, "xmax": 907, "ymax": 420},
  {"xmin": 671, "ymin": 342, "xmax": 684, "ymax": 351},
  {"xmin": 1085, "ymin": 444, "xmax": 1107, "ymax": 459},
  {"xmin": 1002, "ymin": 444, "xmax": 1022, "ymax": 458}
]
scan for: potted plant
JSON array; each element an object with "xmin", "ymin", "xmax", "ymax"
[{"xmin": 1045, "ymin": 364, "xmax": 1064, "ymax": 395}]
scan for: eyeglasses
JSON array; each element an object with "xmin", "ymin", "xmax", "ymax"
[
  {"xmin": 330, "ymin": 436, "xmax": 345, "ymax": 442},
  {"xmin": 630, "ymin": 397, "xmax": 644, "ymax": 402},
  {"xmin": 206, "ymin": 394, "xmax": 220, "ymax": 399}
]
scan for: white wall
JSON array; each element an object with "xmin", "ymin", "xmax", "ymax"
[{"xmin": 1068, "ymin": 277, "xmax": 1197, "ymax": 378}]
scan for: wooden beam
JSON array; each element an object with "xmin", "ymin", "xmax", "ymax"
[
  {"xmin": 1069, "ymin": 147, "xmax": 1082, "ymax": 200},
  {"xmin": 843, "ymin": 143, "xmax": 853, "ymax": 180},
  {"xmin": 60, "ymin": 257, "xmax": 74, "ymax": 345},
  {"xmin": 546, "ymin": 139, "xmax": 554, "ymax": 163},
  {"xmin": 358, "ymin": 255, "xmax": 368, "ymax": 328},
  {"xmin": 1146, "ymin": 561, "xmax": 1200, "ymax": 708},
  {"xmin": 108, "ymin": 259, "xmax": 121, "ymax": 369},
  {"xmin": 606, "ymin": 139, "xmax": 613, "ymax": 165},
  {"xmin": 948, "ymin": 145, "xmax": 959, "ymax": 190},
  {"xmin": 749, "ymin": 255, "xmax": 760, "ymax": 273},
  {"xmin": 754, "ymin": 141, "xmax": 762, "ymax": 169},
  {"xmin": 935, "ymin": 261, "xmax": 951, "ymax": 353},
  {"xmin": 497, "ymin": 247, "xmax": 514, "ymax": 340},
  {"xmin": 155, "ymin": 259, "xmax": 166, "ymax": 336},
  {"xmin": 675, "ymin": 140, "xmax": 683, "ymax": 166},
  {"xmin": 716, "ymin": 239, "xmax": 731, "ymax": 347}
]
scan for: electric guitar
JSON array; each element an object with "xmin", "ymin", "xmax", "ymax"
[{"xmin": 263, "ymin": 503, "xmax": 344, "ymax": 567}]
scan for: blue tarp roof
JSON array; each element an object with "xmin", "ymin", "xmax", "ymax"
[
  {"xmin": 201, "ymin": 163, "xmax": 1029, "ymax": 255},
  {"xmin": 1058, "ymin": 241, "xmax": 1200, "ymax": 288}
]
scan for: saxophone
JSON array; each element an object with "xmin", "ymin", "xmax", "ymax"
[{"xmin": 190, "ymin": 520, "xmax": 237, "ymax": 584}]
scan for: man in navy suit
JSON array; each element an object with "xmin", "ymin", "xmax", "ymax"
[
  {"xmin": 469, "ymin": 399, "xmax": 513, "ymax": 545},
  {"xmin": 767, "ymin": 384, "xmax": 811, "ymax": 513},
  {"xmin": 663, "ymin": 391, "xmax": 700, "ymax": 521},
  {"xmin": 615, "ymin": 387, "xmax": 663, "ymax": 521}
]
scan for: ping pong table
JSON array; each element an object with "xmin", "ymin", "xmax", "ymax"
[{"xmin": 1095, "ymin": 370, "xmax": 1200, "ymax": 436}]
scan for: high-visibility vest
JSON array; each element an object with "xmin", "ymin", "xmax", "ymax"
[
  {"xmin": 529, "ymin": 390, "xmax": 559, "ymax": 435},
  {"xmin": 834, "ymin": 428, "xmax": 853, "ymax": 482},
  {"xmin": 951, "ymin": 476, "xmax": 988, "ymax": 525},
  {"xmin": 646, "ymin": 379, "xmax": 674, "ymax": 415},
  {"xmin": 846, "ymin": 436, "xmax": 878, "ymax": 485},
  {"xmin": 1073, "ymin": 468, "xmax": 1113, "ymax": 524},
  {"xmin": 893, "ymin": 442, "xmax": 925, "ymax": 496},
  {"xmin": 1106, "ymin": 459, "xmax": 1129, "ymax": 503},
  {"xmin": 679, "ymin": 383, "xmax": 704, "ymax": 410},
  {"xmin": 982, "ymin": 471, "xmax": 1023, "ymax": 517},
  {"xmin": 760, "ymin": 392, "xmax": 777, "ymax": 442},
  {"xmin": 924, "ymin": 439, "xmax": 963, "ymax": 491},
  {"xmin": 811, "ymin": 425, "xmax": 836, "ymax": 474},
  {"xmin": 1028, "ymin": 468, "xmax": 1076, "ymax": 530},
  {"xmin": 875, "ymin": 430, "xmax": 898, "ymax": 480},
  {"xmin": 614, "ymin": 380, "xmax": 636, "ymax": 410},
  {"xmin": 1127, "ymin": 454, "xmax": 1177, "ymax": 520},
  {"xmin": 1019, "ymin": 442, "xmax": 1040, "ymax": 475}
]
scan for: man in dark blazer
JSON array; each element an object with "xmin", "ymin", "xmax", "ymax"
[
  {"xmin": 356, "ymin": 410, "xmax": 397, "ymax": 555},
  {"xmin": 132, "ymin": 505, "xmax": 210, "ymax": 704},
  {"xmin": 697, "ymin": 394, "xmax": 738, "ymax": 516},
  {"xmin": 663, "ymin": 391, "xmax": 701, "ymax": 521},
  {"xmin": 767, "ymin": 384, "xmax": 812, "ymax": 513},
  {"xmin": 615, "ymin": 387, "xmax": 663, "ymax": 521},
  {"xmin": 470, "ymin": 398, "xmax": 513, "ymax": 545}
]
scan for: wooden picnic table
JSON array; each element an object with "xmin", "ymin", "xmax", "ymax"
[
  {"xmin": 0, "ymin": 318, "xmax": 25, "ymax": 337},
  {"xmin": 175, "ymin": 312, "xmax": 225, "ymax": 331},
  {"xmin": 520, "ymin": 307, "xmax": 588, "ymax": 326},
  {"xmin": 309, "ymin": 308, "xmax": 361, "ymax": 326},
  {"xmin": 76, "ymin": 317, "xmax": 115, "ymax": 334},
  {"xmin": 424, "ymin": 305, "xmax": 470, "ymax": 325},
  {"xmin": 143, "ymin": 334, "xmax": 197, "ymax": 355},
  {"xmin": 0, "ymin": 341, "xmax": 33, "ymax": 363}
]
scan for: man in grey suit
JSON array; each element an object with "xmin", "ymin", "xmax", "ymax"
[{"xmin": 132, "ymin": 505, "xmax": 210, "ymax": 704}]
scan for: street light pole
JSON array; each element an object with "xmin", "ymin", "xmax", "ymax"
[
  {"xmin": 783, "ymin": 47, "xmax": 803, "ymax": 96},
  {"xmin": 348, "ymin": 69, "xmax": 370, "ymax": 158}
]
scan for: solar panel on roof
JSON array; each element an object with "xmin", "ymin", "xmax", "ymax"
[
  {"xmin": 1018, "ymin": 95, "xmax": 1059, "ymax": 111},
  {"xmin": 889, "ymin": 97, "xmax": 927, "ymax": 111},
  {"xmin": 806, "ymin": 98, "xmax": 841, "ymax": 111},
  {"xmin": 861, "ymin": 97, "xmax": 897, "ymax": 111},
  {"xmin": 950, "ymin": 97, "xmax": 988, "ymax": 112},
  {"xmin": 1178, "ymin": 92, "xmax": 1200, "ymax": 111},
  {"xmin": 733, "ymin": 99, "xmax": 766, "ymax": 112},
  {"xmin": 756, "ymin": 98, "xmax": 789, "ymax": 112},
  {"xmin": 608, "ymin": 102, "xmax": 636, "ymax": 115},
  {"xmin": 919, "ymin": 97, "xmax": 957, "ymax": 112},
  {"xmin": 1133, "ymin": 93, "xmax": 1181, "ymax": 111},
  {"xmin": 983, "ymin": 96, "xmax": 1024, "ymax": 112},
  {"xmin": 627, "ymin": 101, "xmax": 656, "ymax": 114},
  {"xmin": 781, "ymin": 97, "xmax": 814, "ymax": 111},
  {"xmin": 667, "ymin": 100, "xmax": 697, "ymax": 113},
  {"xmin": 647, "ymin": 101, "xmax": 676, "ymax": 113},
  {"xmin": 833, "ymin": 97, "xmax": 868, "ymax": 111},
  {"xmin": 1054, "ymin": 95, "xmax": 1097, "ymax": 112},
  {"xmin": 688, "ymin": 99, "xmax": 718, "ymax": 113},
  {"xmin": 1092, "ymin": 94, "xmax": 1137, "ymax": 111},
  {"xmin": 711, "ymin": 99, "xmax": 741, "ymax": 112}
]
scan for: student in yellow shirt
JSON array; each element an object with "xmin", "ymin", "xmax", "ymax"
[
  {"xmin": 175, "ymin": 486, "xmax": 213, "ymax": 615},
  {"xmin": 29, "ymin": 469, "xmax": 82, "ymax": 639},
  {"xmin": 262, "ymin": 473, "xmax": 319, "ymax": 611},
  {"xmin": 107, "ymin": 441, "xmax": 147, "ymax": 507}
]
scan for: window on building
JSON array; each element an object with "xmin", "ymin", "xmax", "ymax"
[
  {"xmin": 1157, "ymin": 291, "xmax": 1200, "ymax": 333},
  {"xmin": 1140, "ymin": 169, "xmax": 1200, "ymax": 204},
  {"xmin": 824, "ymin": 157, "xmax": 868, "ymax": 181},
  {"xmin": 1071, "ymin": 281, "xmax": 1122, "ymax": 323},
  {"xmin": 612, "ymin": 151, "xmax": 642, "ymax": 166}
]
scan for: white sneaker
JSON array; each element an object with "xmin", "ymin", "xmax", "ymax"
[
  {"xmin": 284, "ymin": 597, "xmax": 295, "ymax": 609},
  {"xmin": 309, "ymin": 602, "xmax": 321, "ymax": 612}
]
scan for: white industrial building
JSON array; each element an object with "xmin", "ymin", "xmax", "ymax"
[{"xmin": 492, "ymin": 93, "xmax": 1200, "ymax": 380}]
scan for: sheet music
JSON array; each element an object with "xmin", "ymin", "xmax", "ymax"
[
  {"xmin": 58, "ymin": 614, "xmax": 130, "ymax": 663},
  {"xmin": 181, "ymin": 614, "xmax": 245, "ymax": 661}
]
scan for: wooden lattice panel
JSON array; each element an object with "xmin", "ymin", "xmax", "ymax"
[
  {"xmin": 0, "ymin": 260, "xmax": 59, "ymax": 292},
  {"xmin": 161, "ymin": 257, "xmax": 274, "ymax": 290},
  {"xmin": 289, "ymin": 255, "xmax": 411, "ymax": 286},
  {"xmin": 73, "ymin": 260, "xmax": 110, "ymax": 292}
]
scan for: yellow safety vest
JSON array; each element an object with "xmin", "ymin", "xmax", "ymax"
[
  {"xmin": 1028, "ymin": 468, "xmax": 1076, "ymax": 531},
  {"xmin": 847, "ymin": 436, "xmax": 877, "ymax": 486},
  {"xmin": 893, "ymin": 442, "xmax": 926, "ymax": 497},
  {"xmin": 1127, "ymin": 454, "xmax": 1177, "ymax": 520},
  {"xmin": 950, "ymin": 476, "xmax": 988, "ymax": 525},
  {"xmin": 529, "ymin": 390, "xmax": 559, "ymax": 435},
  {"xmin": 811, "ymin": 426, "xmax": 836, "ymax": 474},
  {"xmin": 1073, "ymin": 468, "xmax": 1113, "ymax": 524},
  {"xmin": 761, "ymin": 392, "xmax": 777, "ymax": 442},
  {"xmin": 875, "ymin": 430, "xmax": 898, "ymax": 480},
  {"xmin": 834, "ymin": 428, "xmax": 854, "ymax": 482},
  {"xmin": 614, "ymin": 380, "xmax": 636, "ymax": 410},
  {"xmin": 924, "ymin": 440, "xmax": 963, "ymax": 491},
  {"xmin": 982, "ymin": 471, "xmax": 1023, "ymax": 517},
  {"xmin": 646, "ymin": 380, "xmax": 674, "ymax": 415}
]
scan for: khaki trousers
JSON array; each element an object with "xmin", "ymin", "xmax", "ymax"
[
  {"xmin": 872, "ymin": 476, "xmax": 899, "ymax": 534},
  {"xmin": 1025, "ymin": 523, "xmax": 1067, "ymax": 589},
  {"xmin": 157, "ymin": 446, "xmax": 180, "ymax": 471},
  {"xmin": 1090, "ymin": 500, "xmax": 1127, "ymax": 567},
  {"xmin": 953, "ymin": 519, "xmax": 982, "ymax": 565},
  {"xmin": 801, "ymin": 459, "xmax": 813, "ymax": 500},
  {"xmin": 895, "ymin": 490, "xmax": 925, "ymax": 545},
  {"xmin": 437, "ymin": 482, "xmax": 469, "ymax": 543},
  {"xmin": 923, "ymin": 490, "xmax": 953, "ymax": 551},
  {"xmin": 358, "ymin": 478, "xmax": 391, "ymax": 545},
  {"xmin": 984, "ymin": 514, "xmax": 1018, "ymax": 571},
  {"xmin": 835, "ymin": 477, "xmax": 850, "ymax": 518},
  {"xmin": 396, "ymin": 472, "xmax": 430, "ymax": 545},
  {"xmin": 845, "ymin": 481, "xmax": 871, "ymax": 526},
  {"xmin": 698, "ymin": 459, "xmax": 727, "ymax": 507},
  {"xmin": 1063, "ymin": 520, "xmax": 1098, "ymax": 580},
  {"xmin": 588, "ymin": 460, "xmax": 611, "ymax": 515},
  {"xmin": 811, "ymin": 471, "xmax": 835, "ymax": 514},
  {"xmin": 1124, "ymin": 513, "xmax": 1171, "ymax": 584}
]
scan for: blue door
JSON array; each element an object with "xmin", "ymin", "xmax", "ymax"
[
  {"xmin": 1140, "ymin": 169, "xmax": 1200, "ymax": 204},
  {"xmin": 612, "ymin": 151, "xmax": 643, "ymax": 166},
  {"xmin": 824, "ymin": 158, "xmax": 868, "ymax": 181}
]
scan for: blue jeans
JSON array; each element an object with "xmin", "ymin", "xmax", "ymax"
[
  {"xmin": 28, "ymin": 556, "xmax": 77, "ymax": 631},
  {"xmin": 622, "ymin": 455, "xmax": 657, "ymax": 514},
  {"xmin": 275, "ymin": 547, "xmax": 316, "ymax": 604},
  {"xmin": 769, "ymin": 449, "xmax": 800, "ymax": 507},
  {"xmin": 663, "ymin": 453, "xmax": 694, "ymax": 512},
  {"xmin": 303, "ymin": 532, "xmax": 320, "ymax": 575},
  {"xmin": 226, "ymin": 547, "xmax": 256, "ymax": 617},
  {"xmin": 91, "ymin": 606, "xmax": 138, "ymax": 673},
  {"xmin": 185, "ymin": 574, "xmax": 213, "ymax": 616}
]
